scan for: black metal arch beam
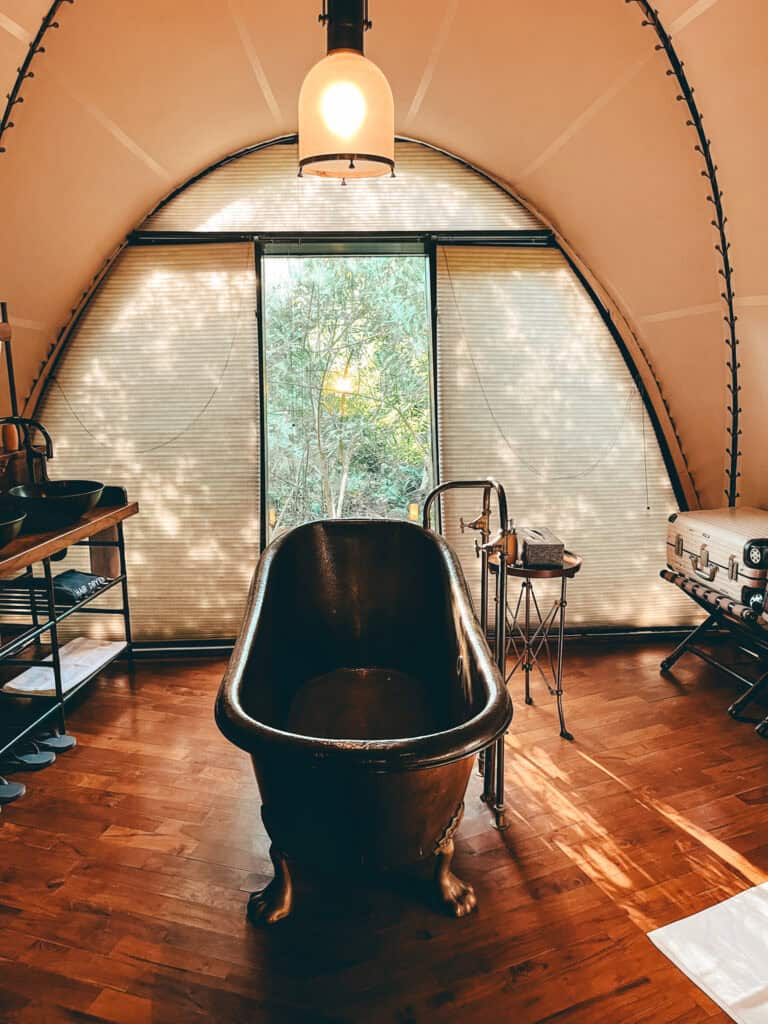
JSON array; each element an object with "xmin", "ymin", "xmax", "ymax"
[
  {"xmin": 626, "ymin": 0, "xmax": 741, "ymax": 507},
  {"xmin": 0, "ymin": 0, "xmax": 74, "ymax": 154}
]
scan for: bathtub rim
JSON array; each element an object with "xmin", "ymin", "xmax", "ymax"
[{"xmin": 215, "ymin": 518, "xmax": 513, "ymax": 772}]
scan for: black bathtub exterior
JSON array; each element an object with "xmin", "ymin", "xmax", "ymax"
[{"xmin": 215, "ymin": 519, "xmax": 512, "ymax": 920}]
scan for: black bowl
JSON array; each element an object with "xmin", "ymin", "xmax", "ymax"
[
  {"xmin": 9, "ymin": 480, "xmax": 104, "ymax": 529},
  {"xmin": 0, "ymin": 502, "xmax": 27, "ymax": 548}
]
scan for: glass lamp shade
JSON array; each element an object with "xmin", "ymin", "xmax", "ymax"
[{"xmin": 298, "ymin": 50, "xmax": 395, "ymax": 179}]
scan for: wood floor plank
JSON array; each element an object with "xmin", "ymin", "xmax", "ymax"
[{"xmin": 0, "ymin": 641, "xmax": 766, "ymax": 1022}]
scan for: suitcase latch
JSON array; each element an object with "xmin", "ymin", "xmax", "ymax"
[
  {"xmin": 675, "ymin": 534, "xmax": 684, "ymax": 557},
  {"xmin": 728, "ymin": 554, "xmax": 739, "ymax": 582},
  {"xmin": 690, "ymin": 546, "xmax": 717, "ymax": 582}
]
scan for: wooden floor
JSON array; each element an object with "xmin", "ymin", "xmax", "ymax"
[{"xmin": 0, "ymin": 639, "xmax": 767, "ymax": 1023}]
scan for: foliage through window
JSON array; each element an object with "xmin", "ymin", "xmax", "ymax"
[{"xmin": 263, "ymin": 256, "xmax": 433, "ymax": 535}]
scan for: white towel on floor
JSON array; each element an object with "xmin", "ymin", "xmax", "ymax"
[
  {"xmin": 2, "ymin": 636, "xmax": 126, "ymax": 696},
  {"xmin": 648, "ymin": 882, "xmax": 768, "ymax": 1024}
]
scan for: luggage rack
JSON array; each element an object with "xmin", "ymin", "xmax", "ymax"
[{"xmin": 660, "ymin": 569, "xmax": 768, "ymax": 737}]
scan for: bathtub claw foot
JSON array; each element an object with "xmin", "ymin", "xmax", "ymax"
[
  {"xmin": 247, "ymin": 846, "xmax": 293, "ymax": 926},
  {"xmin": 434, "ymin": 838, "xmax": 477, "ymax": 918}
]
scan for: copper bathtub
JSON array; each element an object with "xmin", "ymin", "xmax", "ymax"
[{"xmin": 215, "ymin": 519, "xmax": 512, "ymax": 923}]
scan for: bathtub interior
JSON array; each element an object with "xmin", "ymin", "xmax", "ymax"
[{"xmin": 240, "ymin": 520, "xmax": 484, "ymax": 740}]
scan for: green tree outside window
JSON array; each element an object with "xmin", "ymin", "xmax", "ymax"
[{"xmin": 263, "ymin": 256, "xmax": 434, "ymax": 535}]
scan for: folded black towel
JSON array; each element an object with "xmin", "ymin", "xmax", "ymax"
[
  {"xmin": 2, "ymin": 568, "xmax": 109, "ymax": 606},
  {"xmin": 52, "ymin": 569, "xmax": 107, "ymax": 605}
]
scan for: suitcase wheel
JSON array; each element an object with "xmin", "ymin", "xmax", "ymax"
[{"xmin": 746, "ymin": 545, "xmax": 763, "ymax": 567}]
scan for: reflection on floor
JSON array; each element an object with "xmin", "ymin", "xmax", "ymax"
[{"xmin": 0, "ymin": 639, "xmax": 766, "ymax": 1023}]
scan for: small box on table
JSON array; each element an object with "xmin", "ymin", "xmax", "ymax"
[{"xmin": 518, "ymin": 527, "xmax": 564, "ymax": 568}]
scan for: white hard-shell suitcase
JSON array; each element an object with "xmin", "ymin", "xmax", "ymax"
[{"xmin": 666, "ymin": 507, "xmax": 768, "ymax": 611}]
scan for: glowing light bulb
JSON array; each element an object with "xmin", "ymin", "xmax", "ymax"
[
  {"xmin": 298, "ymin": 50, "xmax": 395, "ymax": 179},
  {"xmin": 320, "ymin": 81, "xmax": 367, "ymax": 140}
]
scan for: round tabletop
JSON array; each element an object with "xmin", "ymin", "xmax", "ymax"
[{"xmin": 488, "ymin": 550, "xmax": 583, "ymax": 580}]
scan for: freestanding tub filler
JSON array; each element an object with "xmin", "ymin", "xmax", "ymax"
[{"xmin": 216, "ymin": 518, "xmax": 512, "ymax": 923}]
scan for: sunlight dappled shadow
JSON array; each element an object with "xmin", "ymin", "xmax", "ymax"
[
  {"xmin": 144, "ymin": 141, "xmax": 540, "ymax": 234},
  {"xmin": 39, "ymin": 244, "xmax": 260, "ymax": 641},
  {"xmin": 501, "ymin": 739, "xmax": 766, "ymax": 934},
  {"xmin": 437, "ymin": 247, "xmax": 696, "ymax": 629}
]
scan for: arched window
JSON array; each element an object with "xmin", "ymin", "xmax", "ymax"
[{"xmin": 37, "ymin": 138, "xmax": 693, "ymax": 640}]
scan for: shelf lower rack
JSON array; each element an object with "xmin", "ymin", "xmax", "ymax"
[{"xmin": 0, "ymin": 575, "xmax": 127, "ymax": 661}]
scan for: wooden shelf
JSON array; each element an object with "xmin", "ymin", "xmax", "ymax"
[{"xmin": 0, "ymin": 498, "xmax": 139, "ymax": 576}]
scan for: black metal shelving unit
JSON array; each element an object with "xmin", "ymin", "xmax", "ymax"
[{"xmin": 0, "ymin": 507, "xmax": 135, "ymax": 759}]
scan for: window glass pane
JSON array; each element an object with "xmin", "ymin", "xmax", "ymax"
[{"xmin": 263, "ymin": 255, "xmax": 434, "ymax": 535}]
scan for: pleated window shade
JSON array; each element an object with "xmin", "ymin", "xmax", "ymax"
[
  {"xmin": 436, "ymin": 246, "xmax": 696, "ymax": 628},
  {"xmin": 143, "ymin": 141, "xmax": 541, "ymax": 233},
  {"xmin": 37, "ymin": 243, "xmax": 260, "ymax": 641}
]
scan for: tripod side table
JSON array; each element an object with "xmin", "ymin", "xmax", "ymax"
[{"xmin": 489, "ymin": 551, "xmax": 582, "ymax": 740}]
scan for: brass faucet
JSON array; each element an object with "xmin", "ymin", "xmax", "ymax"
[{"xmin": 0, "ymin": 416, "xmax": 54, "ymax": 485}]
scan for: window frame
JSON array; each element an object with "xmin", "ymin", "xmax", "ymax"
[{"xmin": 258, "ymin": 248, "xmax": 437, "ymax": 538}]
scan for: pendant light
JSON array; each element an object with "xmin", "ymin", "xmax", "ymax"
[{"xmin": 298, "ymin": 0, "xmax": 395, "ymax": 182}]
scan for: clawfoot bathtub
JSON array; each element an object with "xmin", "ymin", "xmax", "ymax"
[{"xmin": 215, "ymin": 519, "xmax": 512, "ymax": 924}]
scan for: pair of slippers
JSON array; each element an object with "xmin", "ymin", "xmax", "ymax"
[
  {"xmin": 34, "ymin": 733, "xmax": 77, "ymax": 754},
  {"xmin": 0, "ymin": 732, "xmax": 77, "ymax": 806}
]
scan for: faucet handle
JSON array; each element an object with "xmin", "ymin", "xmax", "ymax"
[{"xmin": 461, "ymin": 511, "xmax": 491, "ymax": 535}]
